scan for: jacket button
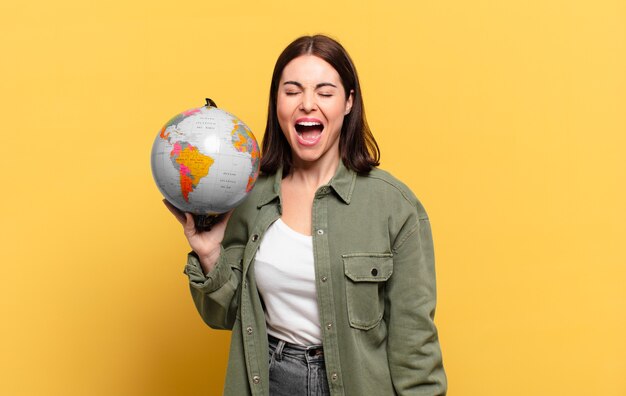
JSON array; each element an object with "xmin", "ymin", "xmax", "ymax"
[
  {"xmin": 251, "ymin": 234, "xmax": 259, "ymax": 242},
  {"xmin": 326, "ymin": 323, "xmax": 333, "ymax": 330},
  {"xmin": 321, "ymin": 276, "xmax": 328, "ymax": 282},
  {"xmin": 252, "ymin": 375, "xmax": 260, "ymax": 384},
  {"xmin": 371, "ymin": 268, "xmax": 378, "ymax": 276},
  {"xmin": 317, "ymin": 229, "xmax": 324, "ymax": 235},
  {"xmin": 246, "ymin": 327, "xmax": 253, "ymax": 335},
  {"xmin": 331, "ymin": 372, "xmax": 338, "ymax": 381}
]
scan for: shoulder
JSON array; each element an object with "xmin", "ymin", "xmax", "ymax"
[{"xmin": 356, "ymin": 168, "xmax": 429, "ymax": 220}]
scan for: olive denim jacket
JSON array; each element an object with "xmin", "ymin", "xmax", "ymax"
[{"xmin": 184, "ymin": 162, "xmax": 447, "ymax": 395}]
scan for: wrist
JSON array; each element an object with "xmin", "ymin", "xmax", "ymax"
[{"xmin": 197, "ymin": 247, "xmax": 221, "ymax": 275}]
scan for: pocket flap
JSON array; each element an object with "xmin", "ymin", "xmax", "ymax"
[{"xmin": 343, "ymin": 254, "xmax": 393, "ymax": 282}]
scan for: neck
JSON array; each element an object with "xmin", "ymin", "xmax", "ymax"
[{"xmin": 287, "ymin": 156, "xmax": 340, "ymax": 190}]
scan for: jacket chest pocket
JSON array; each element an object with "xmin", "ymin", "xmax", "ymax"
[{"xmin": 342, "ymin": 253, "xmax": 393, "ymax": 330}]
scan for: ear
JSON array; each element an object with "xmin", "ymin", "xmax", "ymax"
[{"xmin": 345, "ymin": 90, "xmax": 354, "ymax": 115}]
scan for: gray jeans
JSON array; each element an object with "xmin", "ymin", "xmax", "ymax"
[{"xmin": 268, "ymin": 335, "xmax": 330, "ymax": 396}]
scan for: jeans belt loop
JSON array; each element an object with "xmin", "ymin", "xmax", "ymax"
[{"xmin": 275, "ymin": 339, "xmax": 285, "ymax": 361}]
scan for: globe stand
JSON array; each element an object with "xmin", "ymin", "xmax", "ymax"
[{"xmin": 193, "ymin": 214, "xmax": 223, "ymax": 232}]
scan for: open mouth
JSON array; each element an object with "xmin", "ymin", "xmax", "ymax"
[{"xmin": 295, "ymin": 120, "xmax": 324, "ymax": 144}]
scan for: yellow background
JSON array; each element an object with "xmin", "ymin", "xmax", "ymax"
[{"xmin": 1, "ymin": 0, "xmax": 624, "ymax": 395}]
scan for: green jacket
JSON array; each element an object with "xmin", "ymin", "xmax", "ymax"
[{"xmin": 184, "ymin": 162, "xmax": 447, "ymax": 395}]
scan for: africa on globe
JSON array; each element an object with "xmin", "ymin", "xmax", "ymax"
[{"xmin": 151, "ymin": 99, "xmax": 260, "ymax": 229}]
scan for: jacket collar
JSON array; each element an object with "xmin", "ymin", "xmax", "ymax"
[
  {"xmin": 327, "ymin": 161, "xmax": 357, "ymax": 204},
  {"xmin": 256, "ymin": 161, "xmax": 357, "ymax": 209}
]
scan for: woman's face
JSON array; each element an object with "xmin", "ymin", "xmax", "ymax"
[{"xmin": 277, "ymin": 55, "xmax": 353, "ymax": 168}]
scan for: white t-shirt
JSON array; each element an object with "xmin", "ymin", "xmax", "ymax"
[{"xmin": 254, "ymin": 218, "xmax": 322, "ymax": 346}]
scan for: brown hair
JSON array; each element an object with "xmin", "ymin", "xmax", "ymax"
[{"xmin": 260, "ymin": 35, "xmax": 380, "ymax": 176}]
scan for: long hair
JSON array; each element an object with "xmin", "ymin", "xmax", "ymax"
[{"xmin": 260, "ymin": 35, "xmax": 380, "ymax": 176}]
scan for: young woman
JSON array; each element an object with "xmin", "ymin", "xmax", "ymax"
[{"xmin": 165, "ymin": 35, "xmax": 447, "ymax": 396}]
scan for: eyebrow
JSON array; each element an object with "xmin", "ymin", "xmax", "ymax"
[{"xmin": 283, "ymin": 81, "xmax": 338, "ymax": 89}]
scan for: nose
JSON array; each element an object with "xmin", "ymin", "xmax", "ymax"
[{"xmin": 300, "ymin": 91, "xmax": 317, "ymax": 113}]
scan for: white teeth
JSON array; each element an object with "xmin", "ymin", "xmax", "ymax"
[{"xmin": 296, "ymin": 121, "xmax": 322, "ymax": 126}]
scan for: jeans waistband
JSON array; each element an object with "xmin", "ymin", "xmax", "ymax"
[{"xmin": 268, "ymin": 334, "xmax": 324, "ymax": 359}]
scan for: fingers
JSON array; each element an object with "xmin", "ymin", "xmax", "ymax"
[
  {"xmin": 218, "ymin": 210, "xmax": 234, "ymax": 229},
  {"xmin": 222, "ymin": 209, "xmax": 234, "ymax": 223},
  {"xmin": 162, "ymin": 199, "xmax": 187, "ymax": 226},
  {"xmin": 162, "ymin": 199, "xmax": 234, "ymax": 241},
  {"xmin": 211, "ymin": 209, "xmax": 234, "ymax": 232},
  {"xmin": 183, "ymin": 212, "xmax": 197, "ymax": 237}
]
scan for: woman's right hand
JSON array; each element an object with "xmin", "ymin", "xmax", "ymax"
[{"xmin": 163, "ymin": 199, "xmax": 233, "ymax": 275}]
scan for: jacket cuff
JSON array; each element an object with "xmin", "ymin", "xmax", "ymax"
[{"xmin": 183, "ymin": 248, "xmax": 231, "ymax": 293}]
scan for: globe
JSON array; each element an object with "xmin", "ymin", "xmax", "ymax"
[{"xmin": 151, "ymin": 100, "xmax": 260, "ymax": 228}]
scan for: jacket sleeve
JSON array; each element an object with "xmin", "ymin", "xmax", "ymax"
[
  {"xmin": 385, "ymin": 211, "xmax": 447, "ymax": 395},
  {"xmin": 183, "ymin": 245, "xmax": 244, "ymax": 330}
]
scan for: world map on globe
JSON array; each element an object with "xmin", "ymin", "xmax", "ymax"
[{"xmin": 151, "ymin": 105, "xmax": 260, "ymax": 215}]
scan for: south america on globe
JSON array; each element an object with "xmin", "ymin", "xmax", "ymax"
[{"xmin": 151, "ymin": 99, "xmax": 260, "ymax": 230}]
